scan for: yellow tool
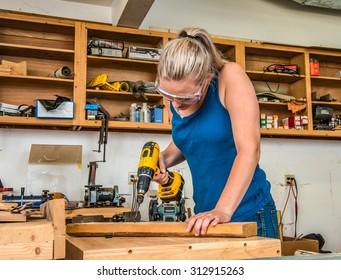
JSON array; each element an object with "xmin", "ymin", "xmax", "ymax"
[{"xmin": 135, "ymin": 141, "xmax": 186, "ymax": 222}]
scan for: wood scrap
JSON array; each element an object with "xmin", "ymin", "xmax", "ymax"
[
  {"xmin": 66, "ymin": 221, "xmax": 257, "ymax": 238},
  {"xmin": 0, "ymin": 211, "xmax": 26, "ymax": 222},
  {"xmin": 0, "ymin": 202, "xmax": 18, "ymax": 211},
  {"xmin": 0, "ymin": 64, "xmax": 12, "ymax": 75},
  {"xmin": 1, "ymin": 60, "xmax": 27, "ymax": 76}
]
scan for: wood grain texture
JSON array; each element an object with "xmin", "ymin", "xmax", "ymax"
[
  {"xmin": 0, "ymin": 219, "xmax": 54, "ymax": 260},
  {"xmin": 65, "ymin": 207, "xmax": 131, "ymax": 219},
  {"xmin": 66, "ymin": 236, "xmax": 281, "ymax": 260},
  {"xmin": 66, "ymin": 222, "xmax": 257, "ymax": 238},
  {"xmin": 40, "ymin": 199, "xmax": 66, "ymax": 259},
  {"xmin": 0, "ymin": 211, "xmax": 26, "ymax": 222}
]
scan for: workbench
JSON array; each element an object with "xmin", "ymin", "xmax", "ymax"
[
  {"xmin": 65, "ymin": 235, "xmax": 281, "ymax": 260},
  {"xmin": 0, "ymin": 199, "xmax": 65, "ymax": 260}
]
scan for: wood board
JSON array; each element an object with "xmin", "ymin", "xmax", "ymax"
[
  {"xmin": 66, "ymin": 236, "xmax": 281, "ymax": 260},
  {"xmin": 0, "ymin": 219, "xmax": 54, "ymax": 260},
  {"xmin": 65, "ymin": 207, "xmax": 131, "ymax": 219},
  {"xmin": 66, "ymin": 221, "xmax": 257, "ymax": 238},
  {"xmin": 0, "ymin": 211, "xmax": 26, "ymax": 222},
  {"xmin": 40, "ymin": 198, "xmax": 66, "ymax": 259}
]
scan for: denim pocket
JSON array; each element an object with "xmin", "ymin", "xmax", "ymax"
[{"xmin": 247, "ymin": 200, "xmax": 279, "ymax": 239}]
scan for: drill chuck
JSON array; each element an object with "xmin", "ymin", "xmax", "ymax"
[{"xmin": 136, "ymin": 174, "xmax": 152, "ymax": 204}]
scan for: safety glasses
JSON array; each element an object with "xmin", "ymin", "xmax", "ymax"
[{"xmin": 155, "ymin": 81, "xmax": 203, "ymax": 105}]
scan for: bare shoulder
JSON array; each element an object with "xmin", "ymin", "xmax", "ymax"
[{"xmin": 220, "ymin": 62, "xmax": 245, "ymax": 79}]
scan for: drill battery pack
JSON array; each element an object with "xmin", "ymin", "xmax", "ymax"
[
  {"xmin": 264, "ymin": 64, "xmax": 299, "ymax": 75},
  {"xmin": 274, "ymin": 64, "xmax": 299, "ymax": 74}
]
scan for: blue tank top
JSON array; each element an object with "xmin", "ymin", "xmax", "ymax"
[{"xmin": 171, "ymin": 77, "xmax": 272, "ymax": 221}]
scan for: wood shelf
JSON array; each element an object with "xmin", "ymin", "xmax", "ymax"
[
  {"xmin": 0, "ymin": 43, "xmax": 75, "ymax": 61},
  {"xmin": 247, "ymin": 70, "xmax": 304, "ymax": 83},
  {"xmin": 0, "ymin": 74, "xmax": 74, "ymax": 84},
  {"xmin": 86, "ymin": 89, "xmax": 161, "ymax": 101},
  {"xmin": 1, "ymin": 10, "xmax": 341, "ymax": 138},
  {"xmin": 81, "ymin": 119, "xmax": 171, "ymax": 132}
]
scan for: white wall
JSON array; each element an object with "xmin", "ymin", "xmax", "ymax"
[{"xmin": 1, "ymin": 0, "xmax": 341, "ymax": 252}]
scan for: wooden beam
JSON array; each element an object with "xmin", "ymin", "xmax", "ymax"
[
  {"xmin": 40, "ymin": 199, "xmax": 66, "ymax": 259},
  {"xmin": 66, "ymin": 221, "xmax": 257, "ymax": 238},
  {"xmin": 0, "ymin": 220, "xmax": 54, "ymax": 260},
  {"xmin": 66, "ymin": 236, "xmax": 281, "ymax": 260},
  {"xmin": 116, "ymin": 0, "xmax": 155, "ymax": 28}
]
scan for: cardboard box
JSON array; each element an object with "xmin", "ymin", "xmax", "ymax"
[
  {"xmin": 281, "ymin": 236, "xmax": 319, "ymax": 256},
  {"xmin": 127, "ymin": 46, "xmax": 161, "ymax": 61},
  {"xmin": 152, "ymin": 107, "xmax": 163, "ymax": 123},
  {"xmin": 89, "ymin": 47, "xmax": 123, "ymax": 58},
  {"xmin": 36, "ymin": 100, "xmax": 74, "ymax": 119}
]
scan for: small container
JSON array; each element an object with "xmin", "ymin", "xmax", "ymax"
[
  {"xmin": 142, "ymin": 102, "xmax": 151, "ymax": 123},
  {"xmin": 130, "ymin": 103, "xmax": 137, "ymax": 122},
  {"xmin": 135, "ymin": 109, "xmax": 141, "ymax": 122}
]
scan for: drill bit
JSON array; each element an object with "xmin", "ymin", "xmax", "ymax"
[{"xmin": 134, "ymin": 204, "xmax": 140, "ymax": 223}]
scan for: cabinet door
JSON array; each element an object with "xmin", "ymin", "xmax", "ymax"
[
  {"xmin": 243, "ymin": 43, "xmax": 309, "ymax": 136},
  {"xmin": 81, "ymin": 23, "xmax": 171, "ymax": 132},
  {"xmin": 0, "ymin": 13, "xmax": 76, "ymax": 127},
  {"xmin": 308, "ymin": 51, "xmax": 341, "ymax": 132}
]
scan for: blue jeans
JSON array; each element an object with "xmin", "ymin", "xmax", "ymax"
[{"xmin": 244, "ymin": 199, "xmax": 279, "ymax": 239}]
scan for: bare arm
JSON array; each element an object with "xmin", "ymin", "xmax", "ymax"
[
  {"xmin": 186, "ymin": 62, "xmax": 260, "ymax": 235},
  {"xmin": 154, "ymin": 140, "xmax": 185, "ymax": 184}
]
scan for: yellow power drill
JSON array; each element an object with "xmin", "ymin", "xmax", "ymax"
[{"xmin": 135, "ymin": 141, "xmax": 186, "ymax": 222}]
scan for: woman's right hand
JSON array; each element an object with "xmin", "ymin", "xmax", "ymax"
[{"xmin": 153, "ymin": 153, "xmax": 169, "ymax": 185}]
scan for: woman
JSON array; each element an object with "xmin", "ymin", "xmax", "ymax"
[{"xmin": 154, "ymin": 27, "xmax": 278, "ymax": 238}]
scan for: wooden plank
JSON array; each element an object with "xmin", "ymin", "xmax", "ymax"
[
  {"xmin": 0, "ymin": 241, "xmax": 53, "ymax": 260},
  {"xmin": 40, "ymin": 199, "xmax": 66, "ymax": 259},
  {"xmin": 65, "ymin": 207, "xmax": 131, "ymax": 219},
  {"xmin": 0, "ymin": 211, "xmax": 26, "ymax": 222},
  {"xmin": 65, "ymin": 236, "xmax": 281, "ymax": 260},
  {"xmin": 0, "ymin": 219, "xmax": 53, "ymax": 245},
  {"xmin": 0, "ymin": 219, "xmax": 54, "ymax": 260},
  {"xmin": 0, "ymin": 202, "xmax": 18, "ymax": 211},
  {"xmin": 66, "ymin": 222, "xmax": 257, "ymax": 238}
]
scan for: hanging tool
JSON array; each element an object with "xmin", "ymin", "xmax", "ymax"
[{"xmin": 83, "ymin": 99, "xmax": 125, "ymax": 207}]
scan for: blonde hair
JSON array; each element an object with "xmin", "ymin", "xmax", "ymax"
[{"xmin": 157, "ymin": 27, "xmax": 226, "ymax": 85}]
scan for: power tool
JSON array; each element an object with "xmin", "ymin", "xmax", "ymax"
[{"xmin": 134, "ymin": 141, "xmax": 186, "ymax": 222}]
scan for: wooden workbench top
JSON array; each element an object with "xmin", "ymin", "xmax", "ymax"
[{"xmin": 66, "ymin": 235, "xmax": 281, "ymax": 260}]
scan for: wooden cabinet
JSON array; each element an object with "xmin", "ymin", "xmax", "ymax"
[
  {"xmin": 241, "ymin": 42, "xmax": 341, "ymax": 138},
  {"xmin": 308, "ymin": 49, "xmax": 341, "ymax": 132},
  {"xmin": 77, "ymin": 22, "xmax": 171, "ymax": 132},
  {"xmin": 0, "ymin": 11, "xmax": 77, "ymax": 128},
  {"xmin": 0, "ymin": 10, "xmax": 340, "ymax": 138}
]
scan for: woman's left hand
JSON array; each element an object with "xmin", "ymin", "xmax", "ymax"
[{"xmin": 185, "ymin": 209, "xmax": 232, "ymax": 236}]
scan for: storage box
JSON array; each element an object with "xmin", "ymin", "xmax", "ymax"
[
  {"xmin": 36, "ymin": 100, "xmax": 74, "ymax": 119},
  {"xmin": 89, "ymin": 47, "xmax": 123, "ymax": 58},
  {"xmin": 127, "ymin": 46, "xmax": 161, "ymax": 61},
  {"xmin": 281, "ymin": 236, "xmax": 319, "ymax": 256},
  {"xmin": 152, "ymin": 107, "xmax": 163, "ymax": 123}
]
